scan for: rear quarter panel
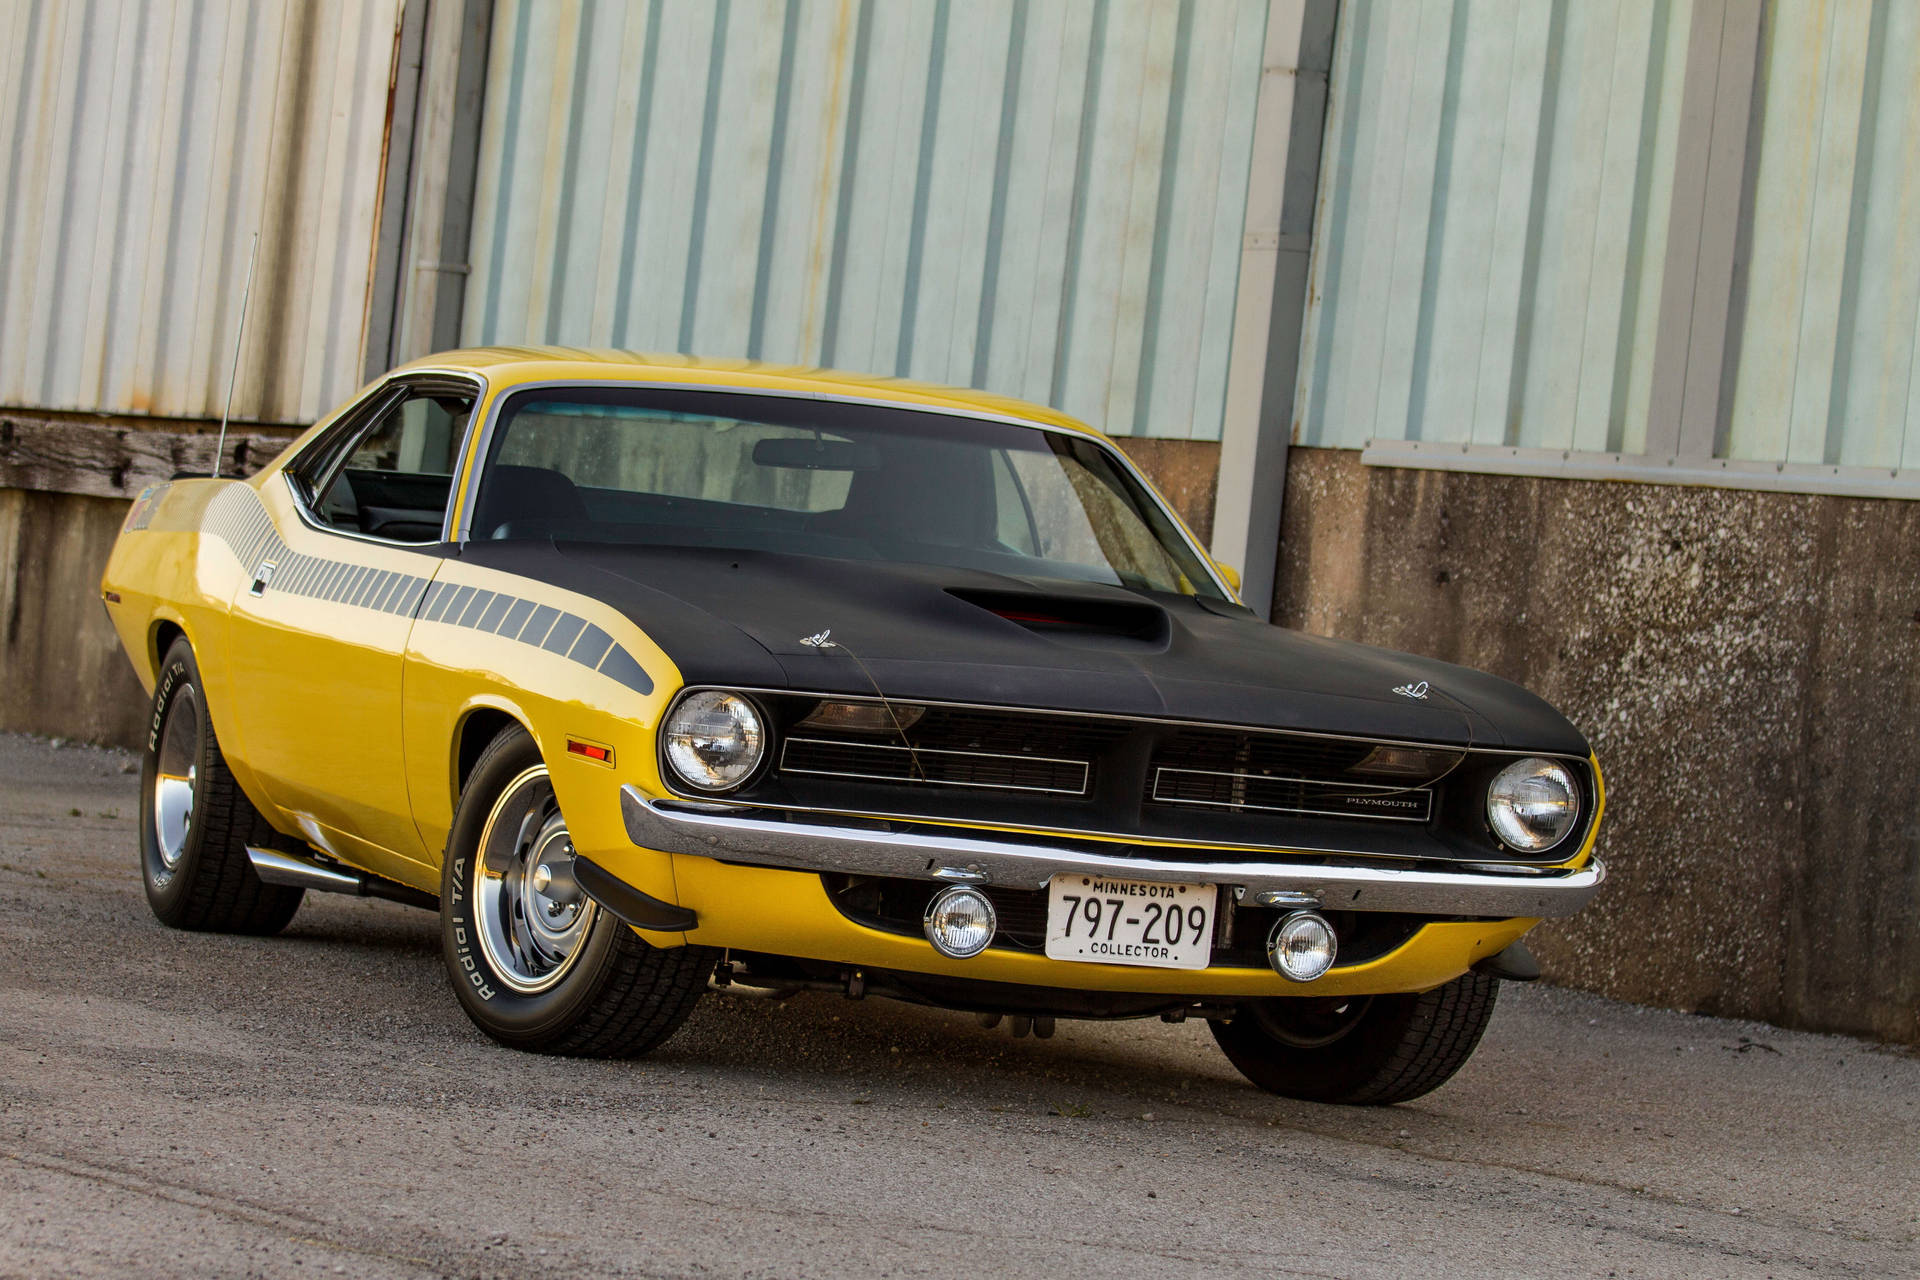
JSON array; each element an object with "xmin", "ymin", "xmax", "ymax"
[{"xmin": 100, "ymin": 477, "xmax": 269, "ymax": 800}]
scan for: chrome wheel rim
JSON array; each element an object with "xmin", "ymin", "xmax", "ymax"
[
  {"xmin": 1251, "ymin": 996, "xmax": 1374, "ymax": 1049},
  {"xmin": 152, "ymin": 683, "xmax": 200, "ymax": 872},
  {"xmin": 473, "ymin": 766, "xmax": 596, "ymax": 994}
]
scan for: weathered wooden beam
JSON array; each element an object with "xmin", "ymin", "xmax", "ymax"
[{"xmin": 0, "ymin": 414, "xmax": 302, "ymax": 501}]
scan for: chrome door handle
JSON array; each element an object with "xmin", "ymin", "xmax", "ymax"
[{"xmin": 249, "ymin": 560, "xmax": 277, "ymax": 597}]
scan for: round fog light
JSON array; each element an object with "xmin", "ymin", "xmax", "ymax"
[
  {"xmin": 923, "ymin": 886, "xmax": 997, "ymax": 959},
  {"xmin": 1268, "ymin": 911, "xmax": 1338, "ymax": 982}
]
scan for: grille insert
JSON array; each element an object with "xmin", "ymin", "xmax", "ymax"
[
  {"xmin": 780, "ymin": 737, "xmax": 1091, "ymax": 796},
  {"xmin": 1152, "ymin": 767, "xmax": 1433, "ymax": 822}
]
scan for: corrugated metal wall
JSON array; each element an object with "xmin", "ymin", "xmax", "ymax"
[
  {"xmin": 1725, "ymin": 1, "xmax": 1920, "ymax": 472},
  {"xmin": 1301, "ymin": 0, "xmax": 1920, "ymax": 478},
  {"xmin": 0, "ymin": 0, "xmax": 402, "ymax": 426},
  {"xmin": 463, "ymin": 0, "xmax": 1269, "ymax": 440},
  {"xmin": 1297, "ymin": 0, "xmax": 1690, "ymax": 455}
]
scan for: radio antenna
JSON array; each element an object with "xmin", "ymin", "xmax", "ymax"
[{"xmin": 212, "ymin": 232, "xmax": 260, "ymax": 479}]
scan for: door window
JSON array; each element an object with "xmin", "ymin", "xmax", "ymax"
[{"xmin": 303, "ymin": 388, "xmax": 474, "ymax": 542}]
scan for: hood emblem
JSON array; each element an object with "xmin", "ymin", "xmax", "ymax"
[
  {"xmin": 1393, "ymin": 681, "xmax": 1430, "ymax": 701},
  {"xmin": 799, "ymin": 629, "xmax": 838, "ymax": 649}
]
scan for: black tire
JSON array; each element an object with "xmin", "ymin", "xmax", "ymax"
[
  {"xmin": 440, "ymin": 725, "xmax": 716, "ymax": 1057},
  {"xmin": 140, "ymin": 638, "xmax": 305, "ymax": 934},
  {"xmin": 1210, "ymin": 972, "xmax": 1500, "ymax": 1105}
]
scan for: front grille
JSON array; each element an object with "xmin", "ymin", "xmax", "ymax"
[
  {"xmin": 744, "ymin": 692, "xmax": 1523, "ymax": 862},
  {"xmin": 781, "ymin": 737, "xmax": 1090, "ymax": 795}
]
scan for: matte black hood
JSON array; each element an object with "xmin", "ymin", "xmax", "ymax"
[{"xmin": 459, "ymin": 541, "xmax": 1589, "ymax": 754}]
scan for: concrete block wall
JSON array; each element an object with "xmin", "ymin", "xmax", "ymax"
[{"xmin": 1273, "ymin": 448, "xmax": 1920, "ymax": 1045}]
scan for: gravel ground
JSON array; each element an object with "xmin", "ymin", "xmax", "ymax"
[{"xmin": 0, "ymin": 731, "xmax": 1914, "ymax": 1279}]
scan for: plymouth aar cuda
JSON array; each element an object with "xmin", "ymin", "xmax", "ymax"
[{"xmin": 102, "ymin": 349, "xmax": 1604, "ymax": 1105}]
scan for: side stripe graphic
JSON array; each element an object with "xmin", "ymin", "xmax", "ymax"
[{"xmin": 199, "ymin": 487, "xmax": 653, "ymax": 695}]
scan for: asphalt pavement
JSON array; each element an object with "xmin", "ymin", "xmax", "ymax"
[{"xmin": 1, "ymin": 732, "xmax": 1914, "ymax": 1279}]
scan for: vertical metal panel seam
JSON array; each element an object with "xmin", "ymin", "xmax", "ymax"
[
  {"xmin": 1607, "ymin": 0, "xmax": 1675, "ymax": 454},
  {"xmin": 1403, "ymin": 0, "xmax": 1468, "ymax": 444},
  {"xmin": 893, "ymin": 0, "xmax": 950, "ymax": 377},
  {"xmin": 254, "ymin": 0, "xmax": 317, "ymax": 419},
  {"xmin": 1502, "ymin": 0, "xmax": 1567, "ymax": 446},
  {"xmin": 1823, "ymin": 2, "xmax": 1888, "ymax": 467},
  {"xmin": 819, "ymin": 0, "xmax": 875, "ymax": 369},
  {"xmin": 153, "ymin": 0, "xmax": 209, "ymax": 396},
  {"xmin": 1050, "ymin": 0, "xmax": 1110, "ymax": 410},
  {"xmin": 95, "ymin": 0, "xmax": 153, "ymax": 407},
  {"xmin": 39, "ymin": 0, "xmax": 100, "ymax": 399},
  {"xmin": 1305, "ymin": 0, "xmax": 1373, "ymax": 444},
  {"xmin": 1563, "ymin": 1, "xmax": 1628, "ymax": 446},
  {"xmin": 678, "ymin": 0, "xmax": 732, "ymax": 354},
  {"xmin": 610, "ymin": 0, "xmax": 665, "ymax": 349},
  {"xmin": 0, "ymin": 0, "xmax": 48, "ymax": 361},
  {"xmin": 480, "ymin": 0, "xmax": 534, "ymax": 344},
  {"xmin": 204, "ymin": 0, "xmax": 265, "ymax": 410},
  {"xmin": 1132, "ymin": 0, "xmax": 1195, "ymax": 435},
  {"xmin": 1780, "ymin": 1, "xmax": 1841, "ymax": 464},
  {"xmin": 546, "ymin": 0, "xmax": 601, "ymax": 343},
  {"xmin": 747, "ymin": 0, "xmax": 802, "ymax": 362},
  {"xmin": 970, "ymin": 0, "xmax": 1028, "ymax": 389},
  {"xmin": 320, "ymin": 2, "xmax": 383, "ymax": 403},
  {"xmin": 1709, "ymin": 4, "xmax": 1769, "ymax": 461}
]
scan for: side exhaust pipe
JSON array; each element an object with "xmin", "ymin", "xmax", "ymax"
[{"xmin": 246, "ymin": 846, "xmax": 438, "ymax": 911}]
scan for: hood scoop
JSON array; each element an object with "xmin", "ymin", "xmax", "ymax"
[{"xmin": 946, "ymin": 587, "xmax": 1171, "ymax": 650}]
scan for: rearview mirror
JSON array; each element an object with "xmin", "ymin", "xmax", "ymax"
[
  {"xmin": 751, "ymin": 437, "xmax": 881, "ymax": 471},
  {"xmin": 1211, "ymin": 559, "xmax": 1242, "ymax": 593}
]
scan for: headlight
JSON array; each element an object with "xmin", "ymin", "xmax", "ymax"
[
  {"xmin": 663, "ymin": 691, "xmax": 767, "ymax": 792},
  {"xmin": 1486, "ymin": 757, "xmax": 1580, "ymax": 851}
]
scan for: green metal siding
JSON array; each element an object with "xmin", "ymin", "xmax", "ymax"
[
  {"xmin": 1304, "ymin": 0, "xmax": 1920, "ymax": 480},
  {"xmin": 1298, "ymin": 0, "xmax": 1688, "ymax": 455},
  {"xmin": 1726, "ymin": 0, "xmax": 1920, "ymax": 471},
  {"xmin": 464, "ymin": 0, "xmax": 1269, "ymax": 439}
]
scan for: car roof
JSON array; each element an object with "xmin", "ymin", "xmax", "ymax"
[{"xmin": 391, "ymin": 346, "xmax": 1107, "ymax": 441}]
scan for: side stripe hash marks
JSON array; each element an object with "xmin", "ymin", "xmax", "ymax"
[{"xmin": 198, "ymin": 486, "xmax": 653, "ymax": 695}]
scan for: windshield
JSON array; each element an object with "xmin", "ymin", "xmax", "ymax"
[{"xmin": 470, "ymin": 387, "xmax": 1224, "ymax": 599}]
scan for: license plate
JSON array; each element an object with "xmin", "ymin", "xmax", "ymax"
[{"xmin": 1044, "ymin": 875, "xmax": 1217, "ymax": 970}]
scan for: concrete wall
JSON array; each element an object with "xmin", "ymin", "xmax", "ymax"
[
  {"xmin": 0, "ymin": 488, "xmax": 146, "ymax": 747},
  {"xmin": 1273, "ymin": 447, "xmax": 1920, "ymax": 1045}
]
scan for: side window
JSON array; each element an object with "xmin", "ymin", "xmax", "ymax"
[
  {"xmin": 991, "ymin": 449, "xmax": 1040, "ymax": 555},
  {"xmin": 308, "ymin": 389, "xmax": 474, "ymax": 542}
]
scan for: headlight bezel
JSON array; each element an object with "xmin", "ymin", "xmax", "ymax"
[
  {"xmin": 659, "ymin": 688, "xmax": 771, "ymax": 795},
  {"xmin": 1485, "ymin": 755, "xmax": 1582, "ymax": 853}
]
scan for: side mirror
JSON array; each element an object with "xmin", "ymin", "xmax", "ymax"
[{"xmin": 1211, "ymin": 560, "xmax": 1242, "ymax": 593}]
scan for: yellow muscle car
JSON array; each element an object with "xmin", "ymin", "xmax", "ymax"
[{"xmin": 102, "ymin": 349, "xmax": 1604, "ymax": 1105}]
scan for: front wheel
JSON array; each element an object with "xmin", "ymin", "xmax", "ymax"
[
  {"xmin": 1210, "ymin": 972, "xmax": 1500, "ymax": 1105},
  {"xmin": 439, "ymin": 725, "xmax": 716, "ymax": 1056}
]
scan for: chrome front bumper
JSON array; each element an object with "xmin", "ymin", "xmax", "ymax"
[{"xmin": 620, "ymin": 787, "xmax": 1604, "ymax": 918}]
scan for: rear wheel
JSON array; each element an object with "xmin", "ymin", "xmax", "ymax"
[
  {"xmin": 1210, "ymin": 972, "xmax": 1500, "ymax": 1105},
  {"xmin": 440, "ymin": 725, "xmax": 716, "ymax": 1056},
  {"xmin": 140, "ymin": 638, "xmax": 304, "ymax": 934}
]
